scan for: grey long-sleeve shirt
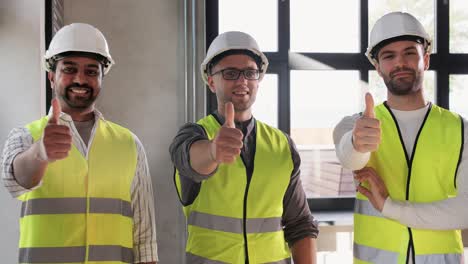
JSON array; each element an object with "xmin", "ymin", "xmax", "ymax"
[{"xmin": 170, "ymin": 112, "xmax": 318, "ymax": 246}]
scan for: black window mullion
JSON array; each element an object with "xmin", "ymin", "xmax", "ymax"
[
  {"xmin": 288, "ymin": 53, "xmax": 370, "ymax": 70},
  {"xmin": 278, "ymin": 0, "xmax": 290, "ymax": 134},
  {"xmin": 205, "ymin": 0, "xmax": 219, "ymax": 114},
  {"xmin": 435, "ymin": 0, "xmax": 449, "ymax": 108},
  {"xmin": 45, "ymin": 0, "xmax": 53, "ymax": 112},
  {"xmin": 360, "ymin": 0, "xmax": 369, "ymax": 84},
  {"xmin": 207, "ymin": 0, "xmax": 468, "ymax": 211}
]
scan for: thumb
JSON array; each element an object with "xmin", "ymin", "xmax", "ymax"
[
  {"xmin": 49, "ymin": 98, "xmax": 61, "ymax": 124},
  {"xmin": 223, "ymin": 102, "xmax": 235, "ymax": 128},
  {"xmin": 363, "ymin": 92, "xmax": 375, "ymax": 118}
]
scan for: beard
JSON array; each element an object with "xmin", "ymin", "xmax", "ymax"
[
  {"xmin": 383, "ymin": 67, "xmax": 423, "ymax": 96},
  {"xmin": 231, "ymin": 99, "xmax": 254, "ymax": 112},
  {"xmin": 228, "ymin": 93, "xmax": 256, "ymax": 112},
  {"xmin": 59, "ymin": 83, "xmax": 99, "ymax": 109}
]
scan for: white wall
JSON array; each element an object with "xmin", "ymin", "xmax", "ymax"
[
  {"xmin": 0, "ymin": 1, "xmax": 45, "ymax": 262},
  {"xmin": 63, "ymin": 1, "xmax": 186, "ymax": 263}
]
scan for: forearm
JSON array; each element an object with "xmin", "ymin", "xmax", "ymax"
[
  {"xmin": 382, "ymin": 196, "xmax": 468, "ymax": 230},
  {"xmin": 189, "ymin": 140, "xmax": 217, "ymax": 175},
  {"xmin": 170, "ymin": 123, "xmax": 218, "ymax": 181},
  {"xmin": 12, "ymin": 141, "xmax": 48, "ymax": 189},
  {"xmin": 132, "ymin": 137, "xmax": 159, "ymax": 263},
  {"xmin": 333, "ymin": 115, "xmax": 370, "ymax": 170},
  {"xmin": 291, "ymin": 237, "xmax": 316, "ymax": 264},
  {"xmin": 282, "ymin": 135, "xmax": 319, "ymax": 244}
]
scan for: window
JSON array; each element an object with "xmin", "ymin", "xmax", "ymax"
[
  {"xmin": 450, "ymin": 0, "xmax": 468, "ymax": 53},
  {"xmin": 207, "ymin": 0, "xmax": 468, "ymax": 212},
  {"xmin": 45, "ymin": 0, "xmax": 64, "ymax": 111},
  {"xmin": 290, "ymin": 0, "xmax": 360, "ymax": 53},
  {"xmin": 252, "ymin": 74, "xmax": 279, "ymax": 128},
  {"xmin": 450, "ymin": 75, "xmax": 468, "ymax": 118},
  {"xmin": 218, "ymin": 0, "xmax": 278, "ymax": 52}
]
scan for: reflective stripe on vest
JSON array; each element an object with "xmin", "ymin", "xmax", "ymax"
[
  {"xmin": 354, "ymin": 242, "xmax": 399, "ymax": 263},
  {"xmin": 21, "ymin": 197, "xmax": 132, "ymax": 218},
  {"xmin": 21, "ymin": 117, "xmax": 137, "ymax": 263},
  {"xmin": 354, "ymin": 242, "xmax": 461, "ymax": 264},
  {"xmin": 354, "ymin": 103, "xmax": 464, "ymax": 262},
  {"xmin": 19, "ymin": 245, "xmax": 133, "ymax": 263},
  {"xmin": 188, "ymin": 211, "xmax": 282, "ymax": 234},
  {"xmin": 186, "ymin": 252, "xmax": 292, "ymax": 264},
  {"xmin": 175, "ymin": 115, "xmax": 292, "ymax": 263}
]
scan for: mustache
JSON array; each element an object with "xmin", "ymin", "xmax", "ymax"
[
  {"xmin": 390, "ymin": 67, "xmax": 415, "ymax": 78},
  {"xmin": 65, "ymin": 83, "xmax": 93, "ymax": 92}
]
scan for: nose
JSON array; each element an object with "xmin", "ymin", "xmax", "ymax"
[
  {"xmin": 73, "ymin": 70, "xmax": 87, "ymax": 85},
  {"xmin": 235, "ymin": 72, "xmax": 248, "ymax": 84},
  {"xmin": 394, "ymin": 54, "xmax": 408, "ymax": 68}
]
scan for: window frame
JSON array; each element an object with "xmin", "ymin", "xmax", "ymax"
[
  {"xmin": 205, "ymin": 0, "xmax": 468, "ymax": 211},
  {"xmin": 45, "ymin": 0, "xmax": 64, "ymax": 111}
]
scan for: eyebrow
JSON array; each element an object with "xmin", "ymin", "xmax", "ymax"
[
  {"xmin": 380, "ymin": 46, "xmax": 418, "ymax": 56},
  {"xmin": 62, "ymin": 61, "xmax": 100, "ymax": 69},
  {"xmin": 222, "ymin": 66, "xmax": 259, "ymax": 70}
]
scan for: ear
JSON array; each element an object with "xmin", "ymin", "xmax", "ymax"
[
  {"xmin": 423, "ymin": 52, "xmax": 430, "ymax": 70},
  {"xmin": 48, "ymin": 71, "xmax": 56, "ymax": 88},
  {"xmin": 207, "ymin": 76, "xmax": 216, "ymax": 93}
]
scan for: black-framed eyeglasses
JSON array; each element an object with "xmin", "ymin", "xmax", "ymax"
[{"xmin": 210, "ymin": 68, "xmax": 261, "ymax": 80}]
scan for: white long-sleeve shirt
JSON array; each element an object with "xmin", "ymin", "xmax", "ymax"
[
  {"xmin": 334, "ymin": 103, "xmax": 468, "ymax": 230},
  {"xmin": 1, "ymin": 109, "xmax": 158, "ymax": 263}
]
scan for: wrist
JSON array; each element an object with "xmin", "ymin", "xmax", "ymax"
[
  {"xmin": 208, "ymin": 140, "xmax": 218, "ymax": 164},
  {"xmin": 32, "ymin": 139, "xmax": 49, "ymax": 162}
]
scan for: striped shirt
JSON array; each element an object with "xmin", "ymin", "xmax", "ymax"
[{"xmin": 1, "ymin": 109, "xmax": 158, "ymax": 263}]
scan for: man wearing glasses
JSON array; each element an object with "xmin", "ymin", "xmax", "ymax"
[{"xmin": 170, "ymin": 31, "xmax": 318, "ymax": 264}]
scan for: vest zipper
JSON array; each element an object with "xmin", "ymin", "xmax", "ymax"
[
  {"xmin": 384, "ymin": 102, "xmax": 432, "ymax": 264},
  {"xmin": 407, "ymin": 228, "xmax": 416, "ymax": 264},
  {"xmin": 241, "ymin": 154, "xmax": 251, "ymax": 264},
  {"xmin": 212, "ymin": 113, "xmax": 254, "ymax": 263}
]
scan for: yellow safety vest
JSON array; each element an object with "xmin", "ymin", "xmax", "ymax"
[
  {"xmin": 175, "ymin": 115, "xmax": 293, "ymax": 263},
  {"xmin": 354, "ymin": 103, "xmax": 464, "ymax": 264},
  {"xmin": 19, "ymin": 116, "xmax": 137, "ymax": 264}
]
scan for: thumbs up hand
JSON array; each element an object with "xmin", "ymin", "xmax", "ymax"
[
  {"xmin": 352, "ymin": 93, "xmax": 381, "ymax": 153},
  {"xmin": 42, "ymin": 98, "xmax": 72, "ymax": 161},
  {"xmin": 209, "ymin": 102, "xmax": 244, "ymax": 164}
]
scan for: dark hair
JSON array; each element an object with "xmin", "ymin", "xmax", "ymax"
[
  {"xmin": 208, "ymin": 49, "xmax": 263, "ymax": 74},
  {"xmin": 371, "ymin": 35, "xmax": 430, "ymax": 60},
  {"xmin": 48, "ymin": 51, "xmax": 109, "ymax": 72}
]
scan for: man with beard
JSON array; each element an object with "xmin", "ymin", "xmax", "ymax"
[
  {"xmin": 334, "ymin": 12, "xmax": 468, "ymax": 263},
  {"xmin": 170, "ymin": 31, "xmax": 318, "ymax": 263},
  {"xmin": 1, "ymin": 23, "xmax": 158, "ymax": 264}
]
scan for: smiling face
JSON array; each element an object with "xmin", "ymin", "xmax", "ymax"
[
  {"xmin": 375, "ymin": 40, "xmax": 430, "ymax": 96},
  {"xmin": 207, "ymin": 54, "xmax": 260, "ymax": 121},
  {"xmin": 48, "ymin": 56, "xmax": 103, "ymax": 115}
]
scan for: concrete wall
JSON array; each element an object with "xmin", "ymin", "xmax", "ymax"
[
  {"xmin": 0, "ymin": 1, "xmax": 45, "ymax": 262},
  {"xmin": 63, "ymin": 1, "xmax": 186, "ymax": 263},
  {"xmin": 0, "ymin": 1, "xmax": 187, "ymax": 263}
]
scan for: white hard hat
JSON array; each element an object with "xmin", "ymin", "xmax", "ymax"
[
  {"xmin": 366, "ymin": 12, "xmax": 432, "ymax": 66},
  {"xmin": 201, "ymin": 31, "xmax": 269, "ymax": 84},
  {"xmin": 44, "ymin": 23, "xmax": 115, "ymax": 75}
]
